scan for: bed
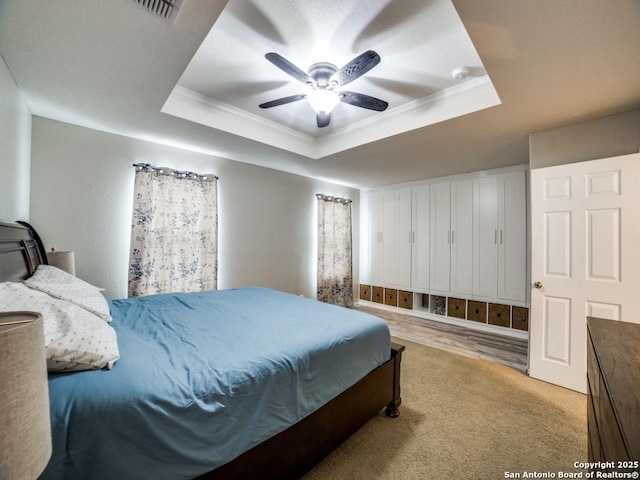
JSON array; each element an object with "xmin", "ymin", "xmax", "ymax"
[{"xmin": 0, "ymin": 221, "xmax": 404, "ymax": 480}]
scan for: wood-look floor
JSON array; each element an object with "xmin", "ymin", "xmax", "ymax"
[{"xmin": 355, "ymin": 304, "xmax": 529, "ymax": 374}]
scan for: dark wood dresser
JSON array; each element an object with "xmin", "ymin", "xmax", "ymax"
[{"xmin": 587, "ymin": 317, "xmax": 640, "ymax": 465}]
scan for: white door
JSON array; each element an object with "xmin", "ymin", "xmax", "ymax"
[
  {"xmin": 450, "ymin": 179, "xmax": 473, "ymax": 295},
  {"xmin": 365, "ymin": 191, "xmax": 381, "ymax": 285},
  {"xmin": 497, "ymin": 171, "xmax": 527, "ymax": 303},
  {"xmin": 412, "ymin": 184, "xmax": 430, "ymax": 291},
  {"xmin": 430, "ymin": 181, "xmax": 451, "ymax": 294},
  {"xmin": 472, "ymin": 175, "xmax": 498, "ymax": 300},
  {"xmin": 394, "ymin": 187, "xmax": 413, "ymax": 288},
  {"xmin": 378, "ymin": 189, "xmax": 397, "ymax": 286},
  {"xmin": 529, "ymin": 153, "xmax": 640, "ymax": 393}
]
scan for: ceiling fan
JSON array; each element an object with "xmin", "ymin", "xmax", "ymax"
[{"xmin": 259, "ymin": 50, "xmax": 389, "ymax": 128}]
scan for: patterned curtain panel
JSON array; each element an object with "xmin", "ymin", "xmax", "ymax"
[
  {"xmin": 128, "ymin": 164, "xmax": 218, "ymax": 297},
  {"xmin": 317, "ymin": 194, "xmax": 353, "ymax": 307}
]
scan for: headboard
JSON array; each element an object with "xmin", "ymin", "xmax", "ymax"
[{"xmin": 0, "ymin": 221, "xmax": 48, "ymax": 282}]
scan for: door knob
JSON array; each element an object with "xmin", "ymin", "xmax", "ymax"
[{"xmin": 533, "ymin": 281, "xmax": 543, "ymax": 289}]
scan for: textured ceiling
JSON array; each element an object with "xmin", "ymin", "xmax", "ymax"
[{"xmin": 0, "ymin": 0, "xmax": 638, "ymax": 187}]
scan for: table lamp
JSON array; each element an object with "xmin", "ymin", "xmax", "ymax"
[
  {"xmin": 0, "ymin": 311, "xmax": 52, "ymax": 479},
  {"xmin": 46, "ymin": 248, "xmax": 75, "ymax": 275}
]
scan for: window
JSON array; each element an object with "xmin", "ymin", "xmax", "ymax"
[
  {"xmin": 128, "ymin": 164, "xmax": 218, "ymax": 297},
  {"xmin": 316, "ymin": 194, "xmax": 353, "ymax": 307}
]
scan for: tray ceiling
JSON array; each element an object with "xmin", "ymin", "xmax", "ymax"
[{"xmin": 163, "ymin": 0, "xmax": 500, "ymax": 159}]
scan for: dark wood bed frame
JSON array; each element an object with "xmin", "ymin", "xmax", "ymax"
[{"xmin": 0, "ymin": 220, "xmax": 404, "ymax": 480}]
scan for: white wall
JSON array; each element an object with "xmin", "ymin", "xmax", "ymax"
[
  {"xmin": 529, "ymin": 108, "xmax": 640, "ymax": 169},
  {"xmin": 29, "ymin": 117, "xmax": 359, "ymax": 300},
  {"xmin": 0, "ymin": 56, "xmax": 31, "ymax": 220}
]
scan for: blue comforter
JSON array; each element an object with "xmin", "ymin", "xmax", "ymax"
[{"xmin": 40, "ymin": 287, "xmax": 390, "ymax": 480}]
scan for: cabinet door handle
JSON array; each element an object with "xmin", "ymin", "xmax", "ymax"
[
  {"xmin": 499, "ymin": 229, "xmax": 503, "ymax": 244},
  {"xmin": 451, "ymin": 231, "xmax": 454, "ymax": 244}
]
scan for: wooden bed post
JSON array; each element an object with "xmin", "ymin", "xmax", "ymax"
[{"xmin": 385, "ymin": 342, "xmax": 405, "ymax": 418}]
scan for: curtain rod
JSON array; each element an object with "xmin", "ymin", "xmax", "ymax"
[
  {"xmin": 316, "ymin": 193, "xmax": 352, "ymax": 204},
  {"xmin": 133, "ymin": 163, "xmax": 218, "ymax": 181}
]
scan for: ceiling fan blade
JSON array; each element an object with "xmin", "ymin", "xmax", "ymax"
[
  {"xmin": 331, "ymin": 50, "xmax": 381, "ymax": 86},
  {"xmin": 259, "ymin": 94, "xmax": 307, "ymax": 109},
  {"xmin": 265, "ymin": 52, "xmax": 314, "ymax": 85},
  {"xmin": 316, "ymin": 113, "xmax": 331, "ymax": 128},
  {"xmin": 340, "ymin": 91, "xmax": 388, "ymax": 111}
]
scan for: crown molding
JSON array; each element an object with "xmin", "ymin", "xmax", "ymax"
[{"xmin": 162, "ymin": 76, "xmax": 500, "ymax": 159}]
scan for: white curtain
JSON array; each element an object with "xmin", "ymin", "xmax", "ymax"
[
  {"xmin": 317, "ymin": 194, "xmax": 353, "ymax": 307},
  {"xmin": 128, "ymin": 164, "xmax": 218, "ymax": 297}
]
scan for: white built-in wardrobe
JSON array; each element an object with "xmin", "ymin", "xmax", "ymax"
[{"xmin": 359, "ymin": 165, "xmax": 528, "ymax": 336}]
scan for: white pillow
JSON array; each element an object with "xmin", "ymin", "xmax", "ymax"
[
  {"xmin": 0, "ymin": 282, "xmax": 120, "ymax": 372},
  {"xmin": 23, "ymin": 264, "xmax": 112, "ymax": 322}
]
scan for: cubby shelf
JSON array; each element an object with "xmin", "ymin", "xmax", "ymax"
[{"xmin": 358, "ymin": 284, "xmax": 529, "ymax": 337}]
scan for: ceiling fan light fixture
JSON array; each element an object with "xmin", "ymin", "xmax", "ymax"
[
  {"xmin": 306, "ymin": 88, "xmax": 340, "ymax": 115},
  {"xmin": 260, "ymin": 50, "xmax": 385, "ymax": 126}
]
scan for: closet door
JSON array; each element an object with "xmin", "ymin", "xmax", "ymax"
[
  {"xmin": 394, "ymin": 187, "xmax": 413, "ymax": 288},
  {"xmin": 429, "ymin": 181, "xmax": 451, "ymax": 295},
  {"xmin": 379, "ymin": 189, "xmax": 396, "ymax": 286},
  {"xmin": 365, "ymin": 191, "xmax": 381, "ymax": 285},
  {"xmin": 450, "ymin": 179, "xmax": 473, "ymax": 295},
  {"xmin": 497, "ymin": 171, "xmax": 527, "ymax": 303},
  {"xmin": 411, "ymin": 184, "xmax": 430, "ymax": 291},
  {"xmin": 472, "ymin": 175, "xmax": 498, "ymax": 300}
]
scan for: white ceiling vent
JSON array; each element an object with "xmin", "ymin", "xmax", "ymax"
[{"xmin": 131, "ymin": 0, "xmax": 183, "ymax": 24}]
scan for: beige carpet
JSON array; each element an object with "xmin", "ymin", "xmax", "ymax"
[{"xmin": 303, "ymin": 338, "xmax": 587, "ymax": 480}]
